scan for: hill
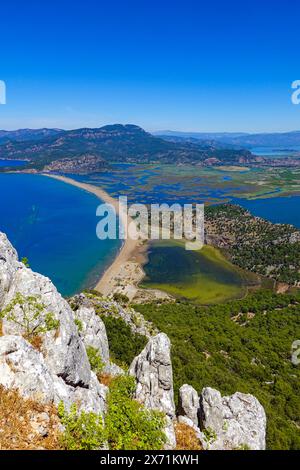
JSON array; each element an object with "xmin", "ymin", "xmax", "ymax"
[
  {"xmin": 0, "ymin": 128, "xmax": 62, "ymax": 144},
  {"xmin": 0, "ymin": 124, "xmax": 257, "ymax": 170},
  {"xmin": 155, "ymin": 130, "xmax": 300, "ymax": 149}
]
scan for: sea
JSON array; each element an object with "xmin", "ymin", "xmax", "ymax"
[
  {"xmin": 0, "ymin": 169, "xmax": 121, "ymax": 296},
  {"xmin": 0, "ymin": 159, "xmax": 299, "ymax": 297}
]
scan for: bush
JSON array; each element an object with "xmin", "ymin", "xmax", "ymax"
[
  {"xmin": 106, "ymin": 375, "xmax": 166, "ymax": 450},
  {"xmin": 0, "ymin": 292, "xmax": 59, "ymax": 340},
  {"xmin": 100, "ymin": 315, "xmax": 147, "ymax": 367},
  {"xmin": 86, "ymin": 346, "xmax": 104, "ymax": 374},
  {"xmin": 58, "ymin": 402, "xmax": 105, "ymax": 450},
  {"xmin": 112, "ymin": 293, "xmax": 129, "ymax": 305}
]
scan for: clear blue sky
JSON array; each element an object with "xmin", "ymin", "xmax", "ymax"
[{"xmin": 0, "ymin": 0, "xmax": 299, "ymax": 132}]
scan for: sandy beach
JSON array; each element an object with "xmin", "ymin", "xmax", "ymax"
[{"xmin": 43, "ymin": 173, "xmax": 141, "ymax": 296}]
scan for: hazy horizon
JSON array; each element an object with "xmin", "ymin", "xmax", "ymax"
[{"xmin": 1, "ymin": 124, "xmax": 300, "ymax": 135}]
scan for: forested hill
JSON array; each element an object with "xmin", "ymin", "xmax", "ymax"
[
  {"xmin": 0, "ymin": 124, "xmax": 258, "ymax": 169},
  {"xmin": 205, "ymin": 204, "xmax": 300, "ymax": 285}
]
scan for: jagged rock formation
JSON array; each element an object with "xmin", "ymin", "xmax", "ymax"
[
  {"xmin": 129, "ymin": 333, "xmax": 176, "ymax": 448},
  {"xmin": 178, "ymin": 384, "xmax": 199, "ymax": 427},
  {"xmin": 129, "ymin": 333, "xmax": 175, "ymax": 418},
  {"xmin": 0, "ymin": 232, "xmax": 107, "ymax": 415},
  {"xmin": 74, "ymin": 304, "xmax": 110, "ymax": 364},
  {"xmin": 73, "ymin": 299, "xmax": 124, "ymax": 377},
  {"xmin": 199, "ymin": 387, "xmax": 266, "ymax": 450},
  {"xmin": 71, "ymin": 292, "xmax": 158, "ymax": 339},
  {"xmin": 0, "ymin": 231, "xmax": 267, "ymax": 450},
  {"xmin": 178, "ymin": 384, "xmax": 266, "ymax": 450}
]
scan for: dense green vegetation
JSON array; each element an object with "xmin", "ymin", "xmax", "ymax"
[
  {"xmin": 86, "ymin": 345, "xmax": 105, "ymax": 375},
  {"xmin": 58, "ymin": 375, "xmax": 166, "ymax": 451},
  {"xmin": 106, "ymin": 375, "xmax": 166, "ymax": 450},
  {"xmin": 135, "ymin": 290, "xmax": 300, "ymax": 449},
  {"xmin": 142, "ymin": 241, "xmax": 248, "ymax": 304},
  {"xmin": 100, "ymin": 315, "xmax": 147, "ymax": 367},
  {"xmin": 58, "ymin": 402, "xmax": 106, "ymax": 450},
  {"xmin": 206, "ymin": 204, "xmax": 300, "ymax": 284}
]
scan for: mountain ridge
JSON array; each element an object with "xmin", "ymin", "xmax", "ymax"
[{"xmin": 0, "ymin": 123, "xmax": 256, "ymax": 170}]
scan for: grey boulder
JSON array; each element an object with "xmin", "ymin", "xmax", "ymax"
[{"xmin": 199, "ymin": 387, "xmax": 266, "ymax": 450}]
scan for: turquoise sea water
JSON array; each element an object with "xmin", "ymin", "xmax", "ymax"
[{"xmin": 0, "ymin": 174, "xmax": 121, "ymax": 297}]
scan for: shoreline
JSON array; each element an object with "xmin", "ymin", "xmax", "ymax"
[{"xmin": 43, "ymin": 173, "xmax": 143, "ymax": 297}]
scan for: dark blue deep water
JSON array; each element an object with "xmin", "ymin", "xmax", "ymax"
[
  {"xmin": 0, "ymin": 159, "xmax": 27, "ymax": 167},
  {"xmin": 0, "ymin": 174, "xmax": 121, "ymax": 296},
  {"xmin": 234, "ymin": 196, "xmax": 300, "ymax": 229}
]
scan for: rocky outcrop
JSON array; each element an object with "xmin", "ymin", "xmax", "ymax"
[
  {"xmin": 0, "ymin": 233, "xmax": 107, "ymax": 415},
  {"xmin": 74, "ymin": 305, "xmax": 110, "ymax": 365},
  {"xmin": 0, "ymin": 335, "xmax": 57, "ymax": 403},
  {"xmin": 199, "ymin": 387, "xmax": 266, "ymax": 450},
  {"xmin": 178, "ymin": 384, "xmax": 199, "ymax": 427},
  {"xmin": 71, "ymin": 294, "xmax": 124, "ymax": 376},
  {"xmin": 129, "ymin": 333, "xmax": 175, "ymax": 418},
  {"xmin": 71, "ymin": 292, "xmax": 158, "ymax": 339},
  {"xmin": 177, "ymin": 383, "xmax": 266, "ymax": 450},
  {"xmin": 129, "ymin": 333, "xmax": 176, "ymax": 448},
  {"xmin": 0, "ymin": 335, "xmax": 108, "ymax": 417},
  {"xmin": 0, "ymin": 232, "xmax": 267, "ymax": 451},
  {"xmin": 0, "ymin": 233, "xmax": 90, "ymax": 387}
]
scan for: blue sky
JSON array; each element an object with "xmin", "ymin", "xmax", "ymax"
[{"xmin": 0, "ymin": 0, "xmax": 299, "ymax": 132}]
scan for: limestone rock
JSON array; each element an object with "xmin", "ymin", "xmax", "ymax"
[
  {"xmin": 0, "ymin": 335, "xmax": 55, "ymax": 403},
  {"xmin": 129, "ymin": 333, "xmax": 175, "ymax": 418},
  {"xmin": 104, "ymin": 362, "xmax": 125, "ymax": 377},
  {"xmin": 129, "ymin": 333, "xmax": 176, "ymax": 449},
  {"xmin": 178, "ymin": 384, "xmax": 199, "ymax": 427},
  {"xmin": 199, "ymin": 387, "xmax": 266, "ymax": 450},
  {"xmin": 71, "ymin": 372, "xmax": 108, "ymax": 416},
  {"xmin": 0, "ymin": 233, "xmax": 90, "ymax": 387},
  {"xmin": 0, "ymin": 335, "xmax": 107, "ymax": 417},
  {"xmin": 75, "ymin": 305, "xmax": 110, "ymax": 365},
  {"xmin": 0, "ymin": 233, "xmax": 18, "ymax": 305}
]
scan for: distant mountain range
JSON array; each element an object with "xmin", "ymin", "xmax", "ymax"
[
  {"xmin": 154, "ymin": 130, "xmax": 300, "ymax": 148},
  {"xmin": 0, "ymin": 128, "xmax": 62, "ymax": 144},
  {"xmin": 0, "ymin": 124, "xmax": 258, "ymax": 171}
]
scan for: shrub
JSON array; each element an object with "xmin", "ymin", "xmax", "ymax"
[
  {"xmin": 106, "ymin": 375, "xmax": 166, "ymax": 450},
  {"xmin": 175, "ymin": 422, "xmax": 202, "ymax": 450},
  {"xmin": 58, "ymin": 402, "xmax": 105, "ymax": 450},
  {"xmin": 74, "ymin": 318, "xmax": 83, "ymax": 333},
  {"xmin": 86, "ymin": 345, "xmax": 104, "ymax": 374},
  {"xmin": 100, "ymin": 315, "xmax": 147, "ymax": 367},
  {"xmin": 21, "ymin": 257, "xmax": 29, "ymax": 267},
  {"xmin": 112, "ymin": 293, "xmax": 129, "ymax": 305},
  {"xmin": 0, "ymin": 292, "xmax": 59, "ymax": 340}
]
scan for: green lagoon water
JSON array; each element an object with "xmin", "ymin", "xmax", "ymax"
[
  {"xmin": 142, "ymin": 241, "xmax": 246, "ymax": 304},
  {"xmin": 0, "ymin": 173, "xmax": 121, "ymax": 297}
]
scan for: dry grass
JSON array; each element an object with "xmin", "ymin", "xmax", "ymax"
[
  {"xmin": 175, "ymin": 422, "xmax": 202, "ymax": 450},
  {"xmin": 0, "ymin": 386, "xmax": 62, "ymax": 450},
  {"xmin": 98, "ymin": 373, "xmax": 114, "ymax": 387},
  {"xmin": 26, "ymin": 334, "xmax": 43, "ymax": 351}
]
